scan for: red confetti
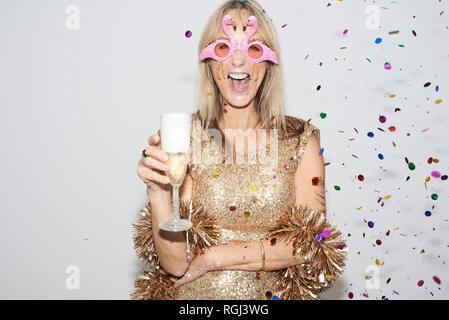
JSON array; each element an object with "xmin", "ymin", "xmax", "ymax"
[
  {"xmin": 229, "ymin": 205, "xmax": 236, "ymax": 211},
  {"xmin": 312, "ymin": 177, "xmax": 320, "ymax": 185},
  {"xmin": 433, "ymin": 276, "xmax": 441, "ymax": 285},
  {"xmin": 270, "ymin": 238, "xmax": 277, "ymax": 246},
  {"xmin": 358, "ymin": 175, "xmax": 364, "ymax": 181},
  {"xmin": 388, "ymin": 126, "xmax": 396, "ymax": 132}
]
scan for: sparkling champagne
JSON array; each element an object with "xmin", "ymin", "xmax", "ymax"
[{"xmin": 166, "ymin": 152, "xmax": 188, "ymax": 187}]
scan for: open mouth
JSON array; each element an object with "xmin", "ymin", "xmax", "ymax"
[{"xmin": 227, "ymin": 73, "xmax": 250, "ymax": 93}]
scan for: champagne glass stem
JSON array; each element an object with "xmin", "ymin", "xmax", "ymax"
[{"xmin": 172, "ymin": 185, "xmax": 180, "ymax": 222}]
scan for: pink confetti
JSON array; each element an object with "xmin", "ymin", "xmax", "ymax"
[
  {"xmin": 421, "ymin": 127, "xmax": 430, "ymax": 132},
  {"xmin": 342, "ymin": 29, "xmax": 349, "ymax": 36},
  {"xmin": 431, "ymin": 171, "xmax": 441, "ymax": 178},
  {"xmin": 417, "ymin": 280, "xmax": 424, "ymax": 287}
]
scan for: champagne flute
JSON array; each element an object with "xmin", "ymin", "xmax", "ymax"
[{"xmin": 158, "ymin": 113, "xmax": 193, "ymax": 232}]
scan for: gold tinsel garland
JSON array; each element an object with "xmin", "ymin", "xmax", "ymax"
[
  {"xmin": 131, "ymin": 200, "xmax": 220, "ymax": 300},
  {"xmin": 268, "ymin": 204, "xmax": 347, "ymax": 300}
]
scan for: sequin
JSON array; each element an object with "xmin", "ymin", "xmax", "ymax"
[
  {"xmin": 250, "ymin": 184, "xmax": 258, "ymax": 192},
  {"xmin": 175, "ymin": 114, "xmax": 321, "ymax": 300},
  {"xmin": 212, "ymin": 172, "xmax": 219, "ymax": 178},
  {"xmin": 243, "ymin": 211, "xmax": 251, "ymax": 218}
]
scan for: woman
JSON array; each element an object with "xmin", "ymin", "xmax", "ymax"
[{"xmin": 133, "ymin": 0, "xmax": 346, "ymax": 300}]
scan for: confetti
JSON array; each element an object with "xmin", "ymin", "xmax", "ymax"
[
  {"xmin": 319, "ymin": 148, "xmax": 324, "ymax": 156},
  {"xmin": 322, "ymin": 228, "xmax": 332, "ymax": 238},
  {"xmin": 378, "ymin": 153, "xmax": 384, "ymax": 160},
  {"xmin": 317, "ymin": 85, "xmax": 322, "ymax": 91},
  {"xmin": 281, "ymin": 23, "xmax": 288, "ymax": 28},
  {"xmin": 376, "ymin": 259, "xmax": 384, "ymax": 266},
  {"xmin": 368, "ymin": 221, "xmax": 375, "ymax": 228},
  {"xmin": 433, "ymin": 276, "xmax": 441, "ymax": 285},
  {"xmin": 185, "ymin": 30, "xmax": 192, "ymax": 38},
  {"xmin": 358, "ymin": 175, "xmax": 364, "ymax": 181},
  {"xmin": 425, "ymin": 211, "xmax": 432, "ymax": 217},
  {"xmin": 315, "ymin": 234, "xmax": 324, "ymax": 242},
  {"xmin": 367, "ymin": 132, "xmax": 374, "ymax": 137},
  {"xmin": 243, "ymin": 211, "xmax": 250, "ymax": 218},
  {"xmin": 229, "ymin": 205, "xmax": 236, "ymax": 211},
  {"xmin": 431, "ymin": 193, "xmax": 438, "ymax": 200},
  {"xmin": 417, "ymin": 280, "xmax": 424, "ymax": 287},
  {"xmin": 384, "ymin": 62, "xmax": 392, "ymax": 70},
  {"xmin": 320, "ymin": 112, "xmax": 327, "ymax": 119},
  {"xmin": 375, "ymin": 37, "xmax": 382, "ymax": 44},
  {"xmin": 334, "ymin": 185, "xmax": 341, "ymax": 191},
  {"xmin": 435, "ymin": 99, "xmax": 443, "ymax": 104},
  {"xmin": 348, "ymin": 292, "xmax": 354, "ymax": 299},
  {"xmin": 379, "ymin": 115, "xmax": 386, "ymax": 123},
  {"xmin": 424, "ymin": 82, "xmax": 431, "ymax": 87},
  {"xmin": 441, "ymin": 175, "xmax": 448, "ymax": 181},
  {"xmin": 388, "ymin": 126, "xmax": 396, "ymax": 132},
  {"xmin": 408, "ymin": 163, "xmax": 416, "ymax": 170},
  {"xmin": 431, "ymin": 171, "xmax": 441, "ymax": 178}
]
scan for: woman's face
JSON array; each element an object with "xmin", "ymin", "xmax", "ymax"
[{"xmin": 208, "ymin": 9, "xmax": 268, "ymax": 108}]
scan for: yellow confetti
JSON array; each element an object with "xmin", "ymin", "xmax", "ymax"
[
  {"xmin": 243, "ymin": 211, "xmax": 251, "ymax": 218},
  {"xmin": 326, "ymin": 275, "xmax": 334, "ymax": 280},
  {"xmin": 356, "ymin": 206, "xmax": 362, "ymax": 210},
  {"xmin": 384, "ymin": 195, "xmax": 392, "ymax": 199},
  {"xmin": 435, "ymin": 99, "xmax": 442, "ymax": 104},
  {"xmin": 207, "ymin": 92, "xmax": 214, "ymax": 96},
  {"xmin": 392, "ymin": 141, "xmax": 396, "ymax": 147},
  {"xmin": 375, "ymin": 259, "xmax": 385, "ymax": 266},
  {"xmin": 434, "ymin": 158, "xmax": 439, "ymax": 163},
  {"xmin": 425, "ymin": 176, "xmax": 430, "ymax": 182},
  {"xmin": 393, "ymin": 227, "xmax": 399, "ymax": 230},
  {"xmin": 389, "ymin": 94, "xmax": 396, "ymax": 98},
  {"xmin": 250, "ymin": 184, "xmax": 258, "ymax": 192},
  {"xmin": 212, "ymin": 172, "xmax": 219, "ymax": 178}
]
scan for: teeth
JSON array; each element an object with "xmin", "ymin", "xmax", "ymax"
[{"xmin": 228, "ymin": 73, "xmax": 249, "ymax": 80}]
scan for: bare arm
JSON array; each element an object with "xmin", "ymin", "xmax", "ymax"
[
  {"xmin": 148, "ymin": 174, "xmax": 193, "ymax": 277},
  {"xmin": 138, "ymin": 132, "xmax": 193, "ymax": 277}
]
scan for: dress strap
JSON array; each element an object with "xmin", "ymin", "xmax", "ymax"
[{"xmin": 297, "ymin": 122, "xmax": 321, "ymax": 163}]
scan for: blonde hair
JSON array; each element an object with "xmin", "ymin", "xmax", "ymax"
[{"xmin": 197, "ymin": 0, "xmax": 286, "ymax": 134}]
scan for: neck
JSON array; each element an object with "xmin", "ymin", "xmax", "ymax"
[{"xmin": 218, "ymin": 99, "xmax": 260, "ymax": 131}]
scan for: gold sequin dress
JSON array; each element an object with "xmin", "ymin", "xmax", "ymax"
[{"xmin": 131, "ymin": 113, "xmax": 347, "ymax": 300}]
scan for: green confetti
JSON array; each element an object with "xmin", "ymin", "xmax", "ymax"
[
  {"xmin": 323, "ymin": 162, "xmax": 331, "ymax": 166},
  {"xmin": 408, "ymin": 162, "xmax": 416, "ymax": 170},
  {"xmin": 366, "ymin": 58, "xmax": 372, "ymax": 63},
  {"xmin": 315, "ymin": 192, "xmax": 325, "ymax": 199},
  {"xmin": 334, "ymin": 185, "xmax": 341, "ymax": 191},
  {"xmin": 398, "ymin": 44, "xmax": 405, "ymax": 47},
  {"xmin": 431, "ymin": 193, "xmax": 438, "ymax": 200},
  {"xmin": 320, "ymin": 113, "xmax": 327, "ymax": 119}
]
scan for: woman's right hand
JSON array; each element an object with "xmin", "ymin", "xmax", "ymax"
[{"xmin": 137, "ymin": 132, "xmax": 172, "ymax": 198}]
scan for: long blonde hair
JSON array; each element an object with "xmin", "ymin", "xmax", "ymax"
[{"xmin": 197, "ymin": 0, "xmax": 286, "ymax": 134}]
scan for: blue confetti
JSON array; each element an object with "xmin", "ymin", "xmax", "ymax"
[
  {"xmin": 319, "ymin": 148, "xmax": 324, "ymax": 156},
  {"xmin": 378, "ymin": 153, "xmax": 384, "ymax": 160},
  {"xmin": 425, "ymin": 211, "xmax": 432, "ymax": 217},
  {"xmin": 436, "ymin": 85, "xmax": 439, "ymax": 92},
  {"xmin": 367, "ymin": 132, "xmax": 374, "ymax": 138},
  {"xmin": 375, "ymin": 37, "xmax": 382, "ymax": 44},
  {"xmin": 273, "ymin": 295, "xmax": 279, "ymax": 300}
]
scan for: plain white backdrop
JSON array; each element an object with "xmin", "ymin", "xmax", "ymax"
[{"xmin": 0, "ymin": 0, "xmax": 448, "ymax": 299}]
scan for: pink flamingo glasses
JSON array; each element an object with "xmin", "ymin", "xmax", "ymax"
[{"xmin": 199, "ymin": 14, "xmax": 279, "ymax": 65}]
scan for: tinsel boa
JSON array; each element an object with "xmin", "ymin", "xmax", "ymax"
[
  {"xmin": 267, "ymin": 204, "xmax": 347, "ymax": 300},
  {"xmin": 131, "ymin": 200, "xmax": 220, "ymax": 300}
]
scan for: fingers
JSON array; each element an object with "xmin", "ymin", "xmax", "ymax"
[
  {"xmin": 137, "ymin": 161, "xmax": 170, "ymax": 185},
  {"xmin": 143, "ymin": 156, "xmax": 170, "ymax": 172},
  {"xmin": 143, "ymin": 146, "xmax": 169, "ymax": 162},
  {"xmin": 148, "ymin": 133, "xmax": 161, "ymax": 146}
]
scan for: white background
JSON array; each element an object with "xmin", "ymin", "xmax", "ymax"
[{"xmin": 0, "ymin": 0, "xmax": 448, "ymax": 299}]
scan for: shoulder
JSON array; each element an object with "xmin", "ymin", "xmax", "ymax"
[{"xmin": 283, "ymin": 115, "xmax": 320, "ymax": 141}]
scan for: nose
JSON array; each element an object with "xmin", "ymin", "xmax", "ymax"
[{"xmin": 230, "ymin": 49, "xmax": 246, "ymax": 68}]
